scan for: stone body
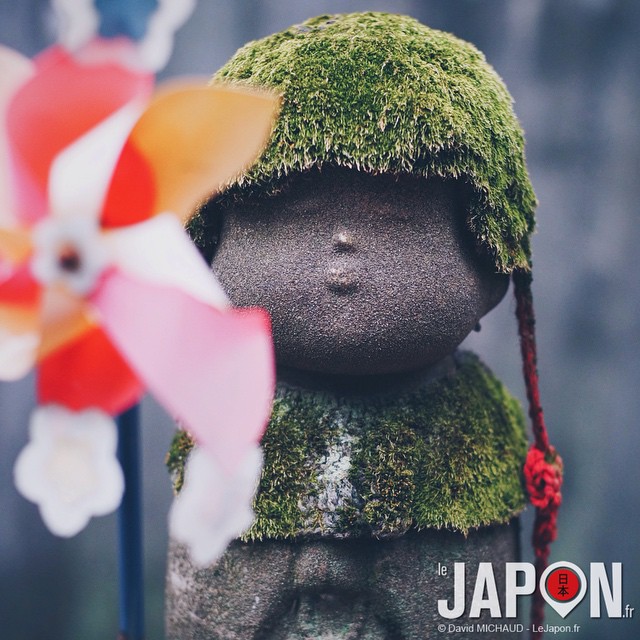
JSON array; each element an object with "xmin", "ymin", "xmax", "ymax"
[
  {"xmin": 166, "ymin": 170, "xmax": 528, "ymax": 639},
  {"xmin": 167, "ymin": 525, "xmax": 520, "ymax": 640},
  {"xmin": 167, "ymin": 12, "xmax": 537, "ymax": 639}
]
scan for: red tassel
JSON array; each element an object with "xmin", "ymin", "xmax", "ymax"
[
  {"xmin": 524, "ymin": 446, "xmax": 563, "ymax": 512},
  {"xmin": 513, "ymin": 270, "xmax": 563, "ymax": 640}
]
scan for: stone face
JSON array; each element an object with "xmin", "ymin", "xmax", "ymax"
[
  {"xmin": 212, "ymin": 168, "xmax": 508, "ymax": 375},
  {"xmin": 166, "ymin": 523, "xmax": 522, "ymax": 640}
]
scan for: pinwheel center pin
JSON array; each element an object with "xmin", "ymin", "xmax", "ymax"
[
  {"xmin": 57, "ymin": 244, "xmax": 82, "ymax": 272},
  {"xmin": 31, "ymin": 216, "xmax": 109, "ymax": 294}
]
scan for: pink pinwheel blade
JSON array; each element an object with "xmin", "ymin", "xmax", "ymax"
[
  {"xmin": 6, "ymin": 45, "xmax": 153, "ymax": 224},
  {"xmin": 0, "ymin": 46, "xmax": 34, "ymax": 225},
  {"xmin": 92, "ymin": 271, "xmax": 275, "ymax": 471}
]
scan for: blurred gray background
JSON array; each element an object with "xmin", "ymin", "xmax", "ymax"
[{"xmin": 0, "ymin": 1, "xmax": 638, "ymax": 639}]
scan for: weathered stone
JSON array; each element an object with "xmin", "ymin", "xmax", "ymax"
[
  {"xmin": 167, "ymin": 523, "xmax": 522, "ymax": 639},
  {"xmin": 166, "ymin": 167, "xmax": 527, "ymax": 638}
]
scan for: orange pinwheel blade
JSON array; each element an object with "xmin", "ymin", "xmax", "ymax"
[
  {"xmin": 0, "ymin": 302, "xmax": 39, "ymax": 335},
  {"xmin": 0, "ymin": 226, "xmax": 32, "ymax": 264},
  {"xmin": 0, "ymin": 260, "xmax": 39, "ymax": 341},
  {"xmin": 37, "ymin": 286, "xmax": 95, "ymax": 359},
  {"xmin": 101, "ymin": 82, "xmax": 281, "ymax": 227}
]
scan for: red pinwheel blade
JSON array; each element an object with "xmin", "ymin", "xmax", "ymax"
[
  {"xmin": 0, "ymin": 263, "xmax": 40, "ymax": 309},
  {"xmin": 99, "ymin": 138, "xmax": 157, "ymax": 228},
  {"xmin": 38, "ymin": 324, "xmax": 145, "ymax": 415}
]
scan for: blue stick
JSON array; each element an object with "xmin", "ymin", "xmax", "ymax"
[{"xmin": 116, "ymin": 404, "xmax": 144, "ymax": 640}]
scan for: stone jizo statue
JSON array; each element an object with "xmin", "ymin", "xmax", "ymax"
[{"xmin": 166, "ymin": 13, "xmax": 556, "ymax": 639}]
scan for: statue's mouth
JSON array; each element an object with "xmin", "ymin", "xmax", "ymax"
[{"xmin": 325, "ymin": 266, "xmax": 359, "ymax": 294}]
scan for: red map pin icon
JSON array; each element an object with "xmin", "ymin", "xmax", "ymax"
[{"xmin": 540, "ymin": 561, "xmax": 588, "ymax": 618}]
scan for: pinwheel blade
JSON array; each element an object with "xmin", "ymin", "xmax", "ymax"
[
  {"xmin": 48, "ymin": 100, "xmax": 145, "ymax": 221},
  {"xmin": 0, "ymin": 227, "xmax": 32, "ymax": 267},
  {"xmin": 0, "ymin": 264, "xmax": 40, "ymax": 316},
  {"xmin": 104, "ymin": 213, "xmax": 228, "ymax": 308},
  {"xmin": 38, "ymin": 325, "xmax": 145, "ymax": 414},
  {"xmin": 0, "ymin": 45, "xmax": 34, "ymax": 225},
  {"xmin": 6, "ymin": 46, "xmax": 153, "ymax": 224},
  {"xmin": 0, "ymin": 266, "xmax": 41, "ymax": 370},
  {"xmin": 92, "ymin": 270, "xmax": 275, "ymax": 471},
  {"xmin": 102, "ymin": 83, "xmax": 280, "ymax": 226},
  {"xmin": 37, "ymin": 286, "xmax": 95, "ymax": 358}
]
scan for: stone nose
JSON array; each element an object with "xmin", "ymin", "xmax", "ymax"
[
  {"xmin": 325, "ymin": 266, "xmax": 359, "ymax": 294},
  {"xmin": 332, "ymin": 230, "xmax": 357, "ymax": 253}
]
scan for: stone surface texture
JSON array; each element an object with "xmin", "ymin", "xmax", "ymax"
[{"xmin": 166, "ymin": 523, "xmax": 522, "ymax": 639}]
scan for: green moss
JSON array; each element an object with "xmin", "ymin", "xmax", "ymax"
[
  {"xmin": 242, "ymin": 388, "xmax": 340, "ymax": 539},
  {"xmin": 166, "ymin": 430, "xmax": 195, "ymax": 494},
  {"xmin": 167, "ymin": 352, "xmax": 527, "ymax": 539},
  {"xmin": 200, "ymin": 12, "xmax": 536, "ymax": 272},
  {"xmin": 346, "ymin": 353, "xmax": 527, "ymax": 535},
  {"xmin": 351, "ymin": 418, "xmax": 419, "ymax": 536}
]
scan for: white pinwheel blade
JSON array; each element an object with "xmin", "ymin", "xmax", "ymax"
[
  {"xmin": 103, "ymin": 212, "xmax": 229, "ymax": 309},
  {"xmin": 48, "ymin": 100, "xmax": 145, "ymax": 221}
]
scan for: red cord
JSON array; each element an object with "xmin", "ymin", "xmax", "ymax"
[{"xmin": 513, "ymin": 270, "xmax": 563, "ymax": 640}]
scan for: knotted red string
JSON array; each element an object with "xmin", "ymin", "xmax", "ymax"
[
  {"xmin": 514, "ymin": 270, "xmax": 563, "ymax": 640},
  {"xmin": 524, "ymin": 446, "xmax": 563, "ymax": 514}
]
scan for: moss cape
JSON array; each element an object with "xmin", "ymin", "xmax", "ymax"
[
  {"xmin": 193, "ymin": 12, "xmax": 537, "ymax": 273},
  {"xmin": 168, "ymin": 352, "xmax": 527, "ymax": 540}
]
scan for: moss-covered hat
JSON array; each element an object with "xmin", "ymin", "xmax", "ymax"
[{"xmin": 211, "ymin": 12, "xmax": 536, "ymax": 273}]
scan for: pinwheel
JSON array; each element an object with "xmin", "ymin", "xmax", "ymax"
[
  {"xmin": 1, "ymin": 38, "xmax": 278, "ymax": 535},
  {"xmin": 2, "ymin": 4, "xmax": 280, "ymax": 636}
]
